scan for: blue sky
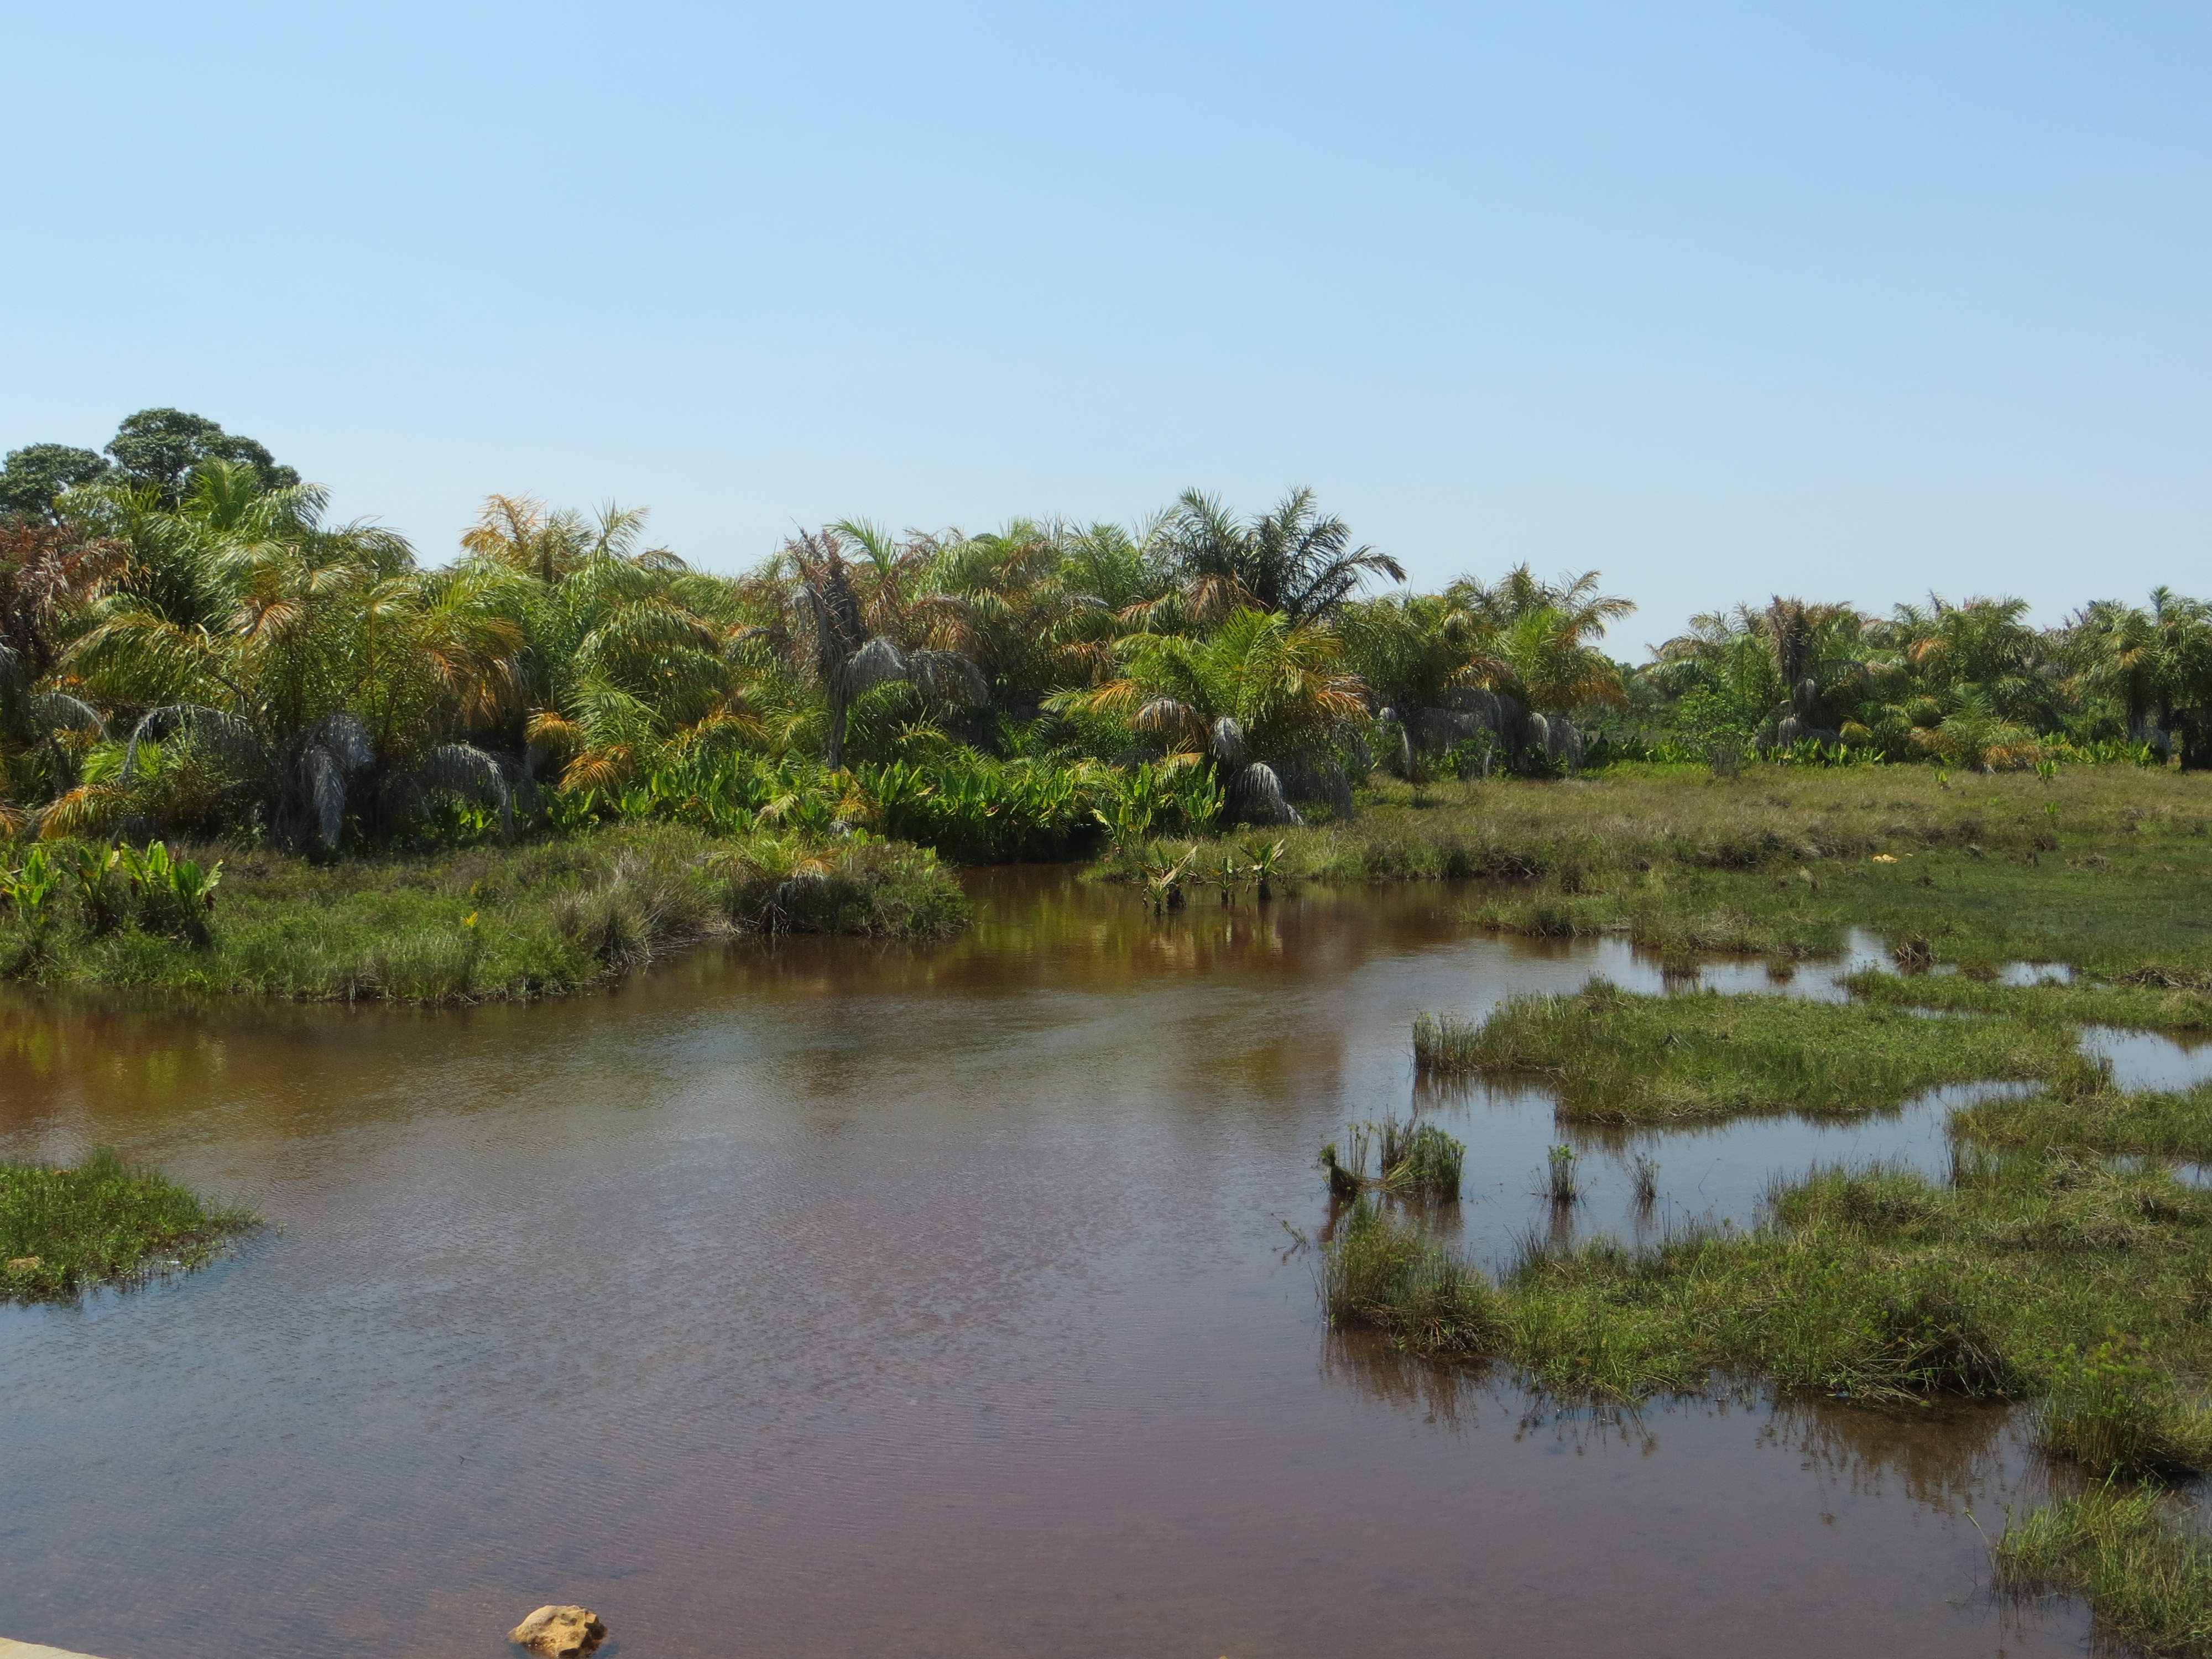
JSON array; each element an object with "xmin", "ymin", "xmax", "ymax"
[{"xmin": 5, "ymin": 2, "xmax": 2205, "ymax": 653}]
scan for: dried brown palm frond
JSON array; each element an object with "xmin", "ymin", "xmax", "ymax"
[{"xmin": 36, "ymin": 784, "xmax": 128, "ymax": 841}]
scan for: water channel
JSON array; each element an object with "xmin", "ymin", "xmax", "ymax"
[{"xmin": 0, "ymin": 867, "xmax": 2144, "ymax": 1657}]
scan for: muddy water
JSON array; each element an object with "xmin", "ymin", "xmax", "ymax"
[{"xmin": 0, "ymin": 869, "xmax": 2093, "ymax": 1658}]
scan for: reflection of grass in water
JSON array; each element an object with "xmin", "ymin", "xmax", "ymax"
[
  {"xmin": 1, "ymin": 1147, "xmax": 257, "ymax": 1302},
  {"xmin": 1413, "ymin": 980, "xmax": 2079, "ymax": 1123},
  {"xmin": 1997, "ymin": 1488, "xmax": 2212, "ymax": 1659},
  {"xmin": 1320, "ymin": 1153, "xmax": 2212, "ymax": 1448}
]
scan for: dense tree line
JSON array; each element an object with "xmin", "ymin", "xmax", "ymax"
[{"xmin": 3, "ymin": 411, "xmax": 2208, "ymax": 858}]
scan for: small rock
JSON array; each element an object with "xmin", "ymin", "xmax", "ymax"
[{"xmin": 509, "ymin": 1605, "xmax": 606, "ymax": 1658}]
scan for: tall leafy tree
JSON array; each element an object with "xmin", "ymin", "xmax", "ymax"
[
  {"xmin": 0, "ymin": 444, "xmax": 111, "ymax": 520},
  {"xmin": 103, "ymin": 409, "xmax": 299, "ymax": 506}
]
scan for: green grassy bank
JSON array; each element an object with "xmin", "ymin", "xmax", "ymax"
[
  {"xmin": 1101, "ymin": 763, "xmax": 2212, "ymax": 977},
  {"xmin": 0, "ymin": 824, "xmax": 968, "ymax": 1004},
  {"xmin": 2, "ymin": 1147, "xmax": 257, "ymax": 1302}
]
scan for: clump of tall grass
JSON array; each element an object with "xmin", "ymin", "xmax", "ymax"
[
  {"xmin": 1411, "ymin": 1011, "xmax": 1480, "ymax": 1074},
  {"xmin": 1996, "ymin": 1488, "xmax": 2212, "ymax": 1659},
  {"xmin": 1318, "ymin": 1118, "xmax": 1465, "ymax": 1201},
  {"xmin": 1630, "ymin": 1152, "xmax": 1660, "ymax": 1209},
  {"xmin": 1321, "ymin": 1196, "xmax": 1500, "ymax": 1357},
  {"xmin": 1, "ymin": 1147, "xmax": 257, "ymax": 1302},
  {"xmin": 1543, "ymin": 1145, "xmax": 1580, "ymax": 1204},
  {"xmin": 1953, "ymin": 1071, "xmax": 2212, "ymax": 1164},
  {"xmin": 1850, "ymin": 966, "xmax": 2212, "ymax": 1037},
  {"xmin": 2037, "ymin": 1335, "xmax": 2212, "ymax": 1478},
  {"xmin": 1412, "ymin": 980, "xmax": 2075, "ymax": 1123}
]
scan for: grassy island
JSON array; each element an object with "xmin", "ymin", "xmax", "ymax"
[{"xmin": 1, "ymin": 1147, "xmax": 257, "ymax": 1302}]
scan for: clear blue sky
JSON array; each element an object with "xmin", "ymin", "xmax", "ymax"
[{"xmin": 6, "ymin": 2, "xmax": 2205, "ymax": 653}]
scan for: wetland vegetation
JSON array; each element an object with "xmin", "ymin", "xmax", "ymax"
[
  {"xmin": 11, "ymin": 408, "xmax": 2212, "ymax": 1001},
  {"xmin": 15, "ymin": 411, "xmax": 2212, "ymax": 1648},
  {"xmin": 1, "ymin": 1146, "xmax": 255, "ymax": 1301}
]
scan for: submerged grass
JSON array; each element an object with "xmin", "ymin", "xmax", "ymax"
[
  {"xmin": 0, "ymin": 824, "xmax": 969, "ymax": 1004},
  {"xmin": 1412, "ymin": 979, "xmax": 2078, "ymax": 1123},
  {"xmin": 1, "ymin": 1147, "xmax": 257, "ymax": 1302},
  {"xmin": 1996, "ymin": 1488, "xmax": 2212, "ymax": 1659}
]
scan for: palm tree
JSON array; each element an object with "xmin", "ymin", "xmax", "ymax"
[
  {"xmin": 1055, "ymin": 608, "xmax": 1366, "ymax": 823},
  {"xmin": 928, "ymin": 522, "xmax": 1118, "ymax": 717},
  {"xmin": 772, "ymin": 524, "xmax": 984, "ymax": 769},
  {"xmin": 1150, "ymin": 488, "xmax": 1404, "ymax": 627},
  {"xmin": 460, "ymin": 500, "xmax": 758, "ymax": 796},
  {"xmin": 65, "ymin": 463, "xmax": 518, "ymax": 845},
  {"xmin": 0, "ymin": 517, "xmax": 124, "ymax": 812},
  {"xmin": 1337, "ymin": 593, "xmax": 1509, "ymax": 774}
]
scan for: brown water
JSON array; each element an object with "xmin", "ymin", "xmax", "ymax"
[{"xmin": 0, "ymin": 869, "xmax": 2095, "ymax": 1658}]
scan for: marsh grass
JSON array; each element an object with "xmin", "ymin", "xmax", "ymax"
[
  {"xmin": 1321, "ymin": 1196, "xmax": 1500, "ymax": 1357},
  {"xmin": 0, "ymin": 1147, "xmax": 257, "ymax": 1302},
  {"xmin": 0, "ymin": 825, "xmax": 968, "ymax": 1004},
  {"xmin": 1412, "ymin": 979, "xmax": 2077, "ymax": 1123},
  {"xmin": 1104, "ymin": 764, "xmax": 2212, "ymax": 977},
  {"xmin": 1848, "ymin": 967, "xmax": 2212, "ymax": 1036},
  {"xmin": 1544, "ymin": 1145, "xmax": 1581, "ymax": 1204},
  {"xmin": 1630, "ymin": 1152, "xmax": 1660, "ymax": 1209},
  {"xmin": 1997, "ymin": 1488, "xmax": 2212, "ymax": 1659},
  {"xmin": 1320, "ymin": 1140, "xmax": 2212, "ymax": 1425},
  {"xmin": 1954, "ymin": 1075, "xmax": 2212, "ymax": 1164},
  {"xmin": 2036, "ymin": 1336, "xmax": 2212, "ymax": 1478},
  {"xmin": 1320, "ymin": 1119, "xmax": 1466, "ymax": 1202}
]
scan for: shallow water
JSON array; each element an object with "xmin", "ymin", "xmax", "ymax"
[{"xmin": 0, "ymin": 870, "xmax": 2095, "ymax": 1658}]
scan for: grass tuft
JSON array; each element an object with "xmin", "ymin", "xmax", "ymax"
[
  {"xmin": 0, "ymin": 1147, "xmax": 257, "ymax": 1302},
  {"xmin": 1996, "ymin": 1488, "xmax": 2212, "ymax": 1659},
  {"xmin": 1321, "ymin": 1196, "xmax": 1501, "ymax": 1357}
]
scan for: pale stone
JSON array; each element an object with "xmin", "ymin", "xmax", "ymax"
[
  {"xmin": 509, "ymin": 1605, "xmax": 606, "ymax": 1659},
  {"xmin": 0, "ymin": 1639, "xmax": 116, "ymax": 1659}
]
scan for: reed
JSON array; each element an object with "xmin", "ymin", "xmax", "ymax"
[
  {"xmin": 1544, "ymin": 1145, "xmax": 1580, "ymax": 1204},
  {"xmin": 1630, "ymin": 1152, "xmax": 1660, "ymax": 1208},
  {"xmin": 1320, "ymin": 1119, "xmax": 1467, "ymax": 1203}
]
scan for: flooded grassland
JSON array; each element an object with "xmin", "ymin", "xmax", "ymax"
[{"xmin": 0, "ymin": 869, "xmax": 2149, "ymax": 1658}]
